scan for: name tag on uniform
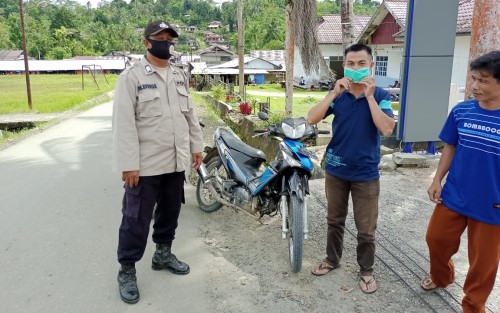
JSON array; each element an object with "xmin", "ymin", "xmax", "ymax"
[
  {"xmin": 175, "ymin": 81, "xmax": 185, "ymax": 86},
  {"xmin": 138, "ymin": 84, "xmax": 158, "ymax": 91}
]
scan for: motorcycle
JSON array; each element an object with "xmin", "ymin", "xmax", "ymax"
[{"xmin": 196, "ymin": 112, "xmax": 329, "ymax": 272}]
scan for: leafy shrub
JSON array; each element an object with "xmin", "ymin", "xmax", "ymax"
[
  {"xmin": 299, "ymin": 96, "xmax": 318, "ymax": 105},
  {"xmin": 211, "ymin": 84, "xmax": 225, "ymax": 101},
  {"xmin": 269, "ymin": 112, "xmax": 286, "ymax": 124}
]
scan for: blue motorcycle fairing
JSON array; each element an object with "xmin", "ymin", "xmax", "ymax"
[
  {"xmin": 283, "ymin": 139, "xmax": 313, "ymax": 172},
  {"xmin": 250, "ymin": 166, "xmax": 278, "ymax": 195}
]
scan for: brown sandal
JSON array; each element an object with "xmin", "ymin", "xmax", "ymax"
[
  {"xmin": 311, "ymin": 261, "xmax": 337, "ymax": 276},
  {"xmin": 359, "ymin": 275, "xmax": 377, "ymax": 294},
  {"xmin": 420, "ymin": 275, "xmax": 438, "ymax": 291}
]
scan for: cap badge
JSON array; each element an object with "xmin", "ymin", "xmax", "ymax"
[{"xmin": 159, "ymin": 22, "xmax": 169, "ymax": 29}]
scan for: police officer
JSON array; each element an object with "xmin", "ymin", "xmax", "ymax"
[{"xmin": 112, "ymin": 20, "xmax": 204, "ymax": 304}]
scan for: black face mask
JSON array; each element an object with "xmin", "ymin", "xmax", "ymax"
[{"xmin": 147, "ymin": 39, "xmax": 175, "ymax": 60}]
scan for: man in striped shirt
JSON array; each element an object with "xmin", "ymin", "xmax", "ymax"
[{"xmin": 421, "ymin": 50, "xmax": 500, "ymax": 313}]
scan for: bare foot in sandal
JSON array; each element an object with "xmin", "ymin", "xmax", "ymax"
[
  {"xmin": 420, "ymin": 275, "xmax": 438, "ymax": 291},
  {"xmin": 311, "ymin": 260, "xmax": 337, "ymax": 276},
  {"xmin": 360, "ymin": 275, "xmax": 377, "ymax": 294}
]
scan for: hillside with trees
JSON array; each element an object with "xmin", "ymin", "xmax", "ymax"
[{"xmin": 0, "ymin": 0, "xmax": 378, "ymax": 60}]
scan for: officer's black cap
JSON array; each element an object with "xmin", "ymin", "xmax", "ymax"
[{"xmin": 144, "ymin": 20, "xmax": 179, "ymax": 38}]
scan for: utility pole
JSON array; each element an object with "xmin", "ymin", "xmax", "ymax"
[
  {"xmin": 19, "ymin": 0, "xmax": 32, "ymax": 110},
  {"xmin": 340, "ymin": 0, "xmax": 354, "ymax": 51},
  {"xmin": 464, "ymin": 0, "xmax": 499, "ymax": 98},
  {"xmin": 237, "ymin": 0, "xmax": 245, "ymax": 95},
  {"xmin": 284, "ymin": 0, "xmax": 294, "ymax": 116}
]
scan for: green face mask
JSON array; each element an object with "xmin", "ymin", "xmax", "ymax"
[{"xmin": 344, "ymin": 67, "xmax": 370, "ymax": 83}]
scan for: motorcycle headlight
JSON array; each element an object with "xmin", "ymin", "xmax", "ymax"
[
  {"xmin": 282, "ymin": 123, "xmax": 306, "ymax": 139},
  {"xmin": 279, "ymin": 142, "xmax": 302, "ymax": 167}
]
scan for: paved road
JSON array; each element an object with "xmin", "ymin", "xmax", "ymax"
[{"xmin": 0, "ymin": 102, "xmax": 213, "ymax": 313}]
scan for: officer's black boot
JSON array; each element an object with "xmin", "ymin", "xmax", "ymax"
[
  {"xmin": 117, "ymin": 263, "xmax": 140, "ymax": 304},
  {"xmin": 151, "ymin": 243, "xmax": 190, "ymax": 274}
]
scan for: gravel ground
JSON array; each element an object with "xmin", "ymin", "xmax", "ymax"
[{"xmin": 190, "ymin": 96, "xmax": 499, "ymax": 313}]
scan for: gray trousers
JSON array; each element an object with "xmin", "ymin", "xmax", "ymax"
[{"xmin": 324, "ymin": 173, "xmax": 380, "ymax": 276}]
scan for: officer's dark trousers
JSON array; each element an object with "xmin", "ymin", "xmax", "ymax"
[{"xmin": 117, "ymin": 171, "xmax": 185, "ymax": 265}]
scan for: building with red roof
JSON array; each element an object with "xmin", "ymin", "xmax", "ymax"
[{"xmin": 295, "ymin": 0, "xmax": 473, "ymax": 89}]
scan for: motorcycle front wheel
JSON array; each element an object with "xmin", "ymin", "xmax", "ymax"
[
  {"xmin": 196, "ymin": 157, "xmax": 225, "ymax": 213},
  {"xmin": 287, "ymin": 193, "xmax": 304, "ymax": 272}
]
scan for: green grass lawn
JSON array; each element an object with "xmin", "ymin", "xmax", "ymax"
[
  {"xmin": 0, "ymin": 73, "xmax": 118, "ymax": 114},
  {"xmin": 245, "ymin": 83, "xmax": 327, "ymax": 96}
]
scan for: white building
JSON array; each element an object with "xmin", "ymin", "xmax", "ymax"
[{"xmin": 294, "ymin": 0, "xmax": 473, "ymax": 89}]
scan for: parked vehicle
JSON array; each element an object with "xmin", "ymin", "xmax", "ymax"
[{"xmin": 196, "ymin": 112, "xmax": 329, "ymax": 272}]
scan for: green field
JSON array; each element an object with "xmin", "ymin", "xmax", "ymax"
[{"xmin": 0, "ymin": 74, "xmax": 118, "ymax": 114}]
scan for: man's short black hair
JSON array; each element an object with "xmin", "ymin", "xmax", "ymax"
[
  {"xmin": 344, "ymin": 43, "xmax": 372, "ymax": 57},
  {"xmin": 470, "ymin": 50, "xmax": 500, "ymax": 81}
]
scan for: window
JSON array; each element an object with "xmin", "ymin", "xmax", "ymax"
[
  {"xmin": 329, "ymin": 55, "xmax": 343, "ymax": 68},
  {"xmin": 375, "ymin": 56, "xmax": 388, "ymax": 76}
]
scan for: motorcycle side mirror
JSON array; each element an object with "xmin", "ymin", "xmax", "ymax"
[{"xmin": 257, "ymin": 111, "xmax": 269, "ymax": 121}]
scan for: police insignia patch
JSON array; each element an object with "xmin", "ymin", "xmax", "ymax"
[{"xmin": 145, "ymin": 65, "xmax": 152, "ymax": 73}]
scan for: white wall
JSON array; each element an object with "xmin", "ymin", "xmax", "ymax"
[
  {"xmin": 370, "ymin": 34, "xmax": 471, "ymax": 88},
  {"xmin": 293, "ymin": 44, "xmax": 343, "ymax": 83},
  {"xmin": 246, "ymin": 59, "xmax": 278, "ymax": 70},
  {"xmin": 451, "ymin": 35, "xmax": 471, "ymax": 87}
]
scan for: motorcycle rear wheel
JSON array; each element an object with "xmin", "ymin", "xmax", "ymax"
[
  {"xmin": 287, "ymin": 193, "xmax": 304, "ymax": 272},
  {"xmin": 196, "ymin": 157, "xmax": 225, "ymax": 213}
]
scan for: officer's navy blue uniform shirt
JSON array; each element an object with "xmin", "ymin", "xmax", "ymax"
[{"xmin": 323, "ymin": 87, "xmax": 393, "ymax": 181}]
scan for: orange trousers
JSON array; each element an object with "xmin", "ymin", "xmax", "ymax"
[{"xmin": 426, "ymin": 203, "xmax": 500, "ymax": 313}]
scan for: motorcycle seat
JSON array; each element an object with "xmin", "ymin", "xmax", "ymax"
[{"xmin": 219, "ymin": 128, "xmax": 266, "ymax": 160}]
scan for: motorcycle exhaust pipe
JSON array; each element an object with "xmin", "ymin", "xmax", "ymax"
[{"xmin": 197, "ymin": 163, "xmax": 211, "ymax": 184}]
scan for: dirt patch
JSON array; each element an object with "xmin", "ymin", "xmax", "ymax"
[{"xmin": 191, "ymin": 96, "xmax": 499, "ymax": 313}]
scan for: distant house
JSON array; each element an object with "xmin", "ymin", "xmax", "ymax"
[
  {"xmin": 250, "ymin": 50, "xmax": 286, "ymax": 81},
  {"xmin": 357, "ymin": 0, "xmax": 473, "ymax": 87},
  {"xmin": 293, "ymin": 14, "xmax": 371, "ymax": 83},
  {"xmin": 205, "ymin": 32, "xmax": 225, "ymax": 45},
  {"xmin": 199, "ymin": 44, "xmax": 234, "ymax": 66},
  {"xmin": 0, "ymin": 59, "xmax": 126, "ymax": 74},
  {"xmin": 192, "ymin": 56, "xmax": 285, "ymax": 85},
  {"xmin": 208, "ymin": 21, "xmax": 223, "ymax": 30},
  {"xmin": 0, "ymin": 50, "xmax": 26, "ymax": 61}
]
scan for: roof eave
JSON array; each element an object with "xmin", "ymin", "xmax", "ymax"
[{"xmin": 356, "ymin": 4, "xmax": 390, "ymax": 43}]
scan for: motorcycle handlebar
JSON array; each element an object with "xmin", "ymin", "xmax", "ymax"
[
  {"xmin": 318, "ymin": 130, "xmax": 330, "ymax": 134},
  {"xmin": 254, "ymin": 129, "xmax": 268, "ymax": 133}
]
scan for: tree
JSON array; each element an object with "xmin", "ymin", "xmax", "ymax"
[
  {"xmin": 237, "ymin": 0, "xmax": 244, "ymax": 94},
  {"xmin": 0, "ymin": 16, "xmax": 14, "ymax": 49},
  {"xmin": 340, "ymin": 0, "xmax": 354, "ymax": 51},
  {"xmin": 285, "ymin": 0, "xmax": 332, "ymax": 115}
]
